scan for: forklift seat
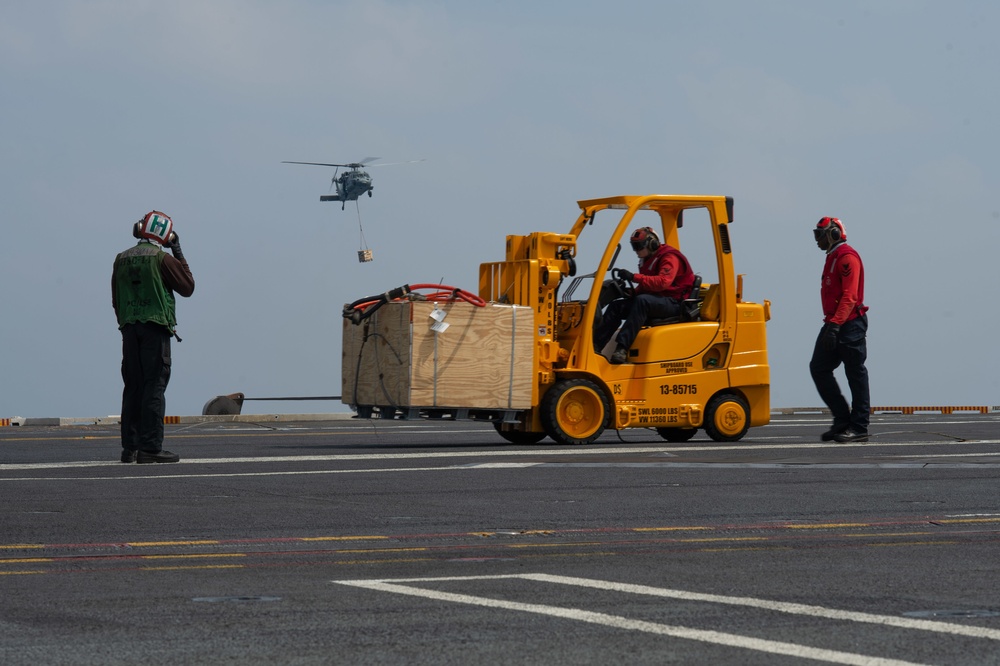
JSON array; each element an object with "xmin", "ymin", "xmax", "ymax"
[{"xmin": 646, "ymin": 274, "xmax": 703, "ymax": 327}]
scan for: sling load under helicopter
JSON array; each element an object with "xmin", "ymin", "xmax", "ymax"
[
  {"xmin": 282, "ymin": 157, "xmax": 425, "ymax": 262},
  {"xmin": 281, "ymin": 157, "xmax": 425, "ymax": 209}
]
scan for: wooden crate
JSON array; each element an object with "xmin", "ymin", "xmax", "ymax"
[{"xmin": 342, "ymin": 301, "xmax": 534, "ymax": 410}]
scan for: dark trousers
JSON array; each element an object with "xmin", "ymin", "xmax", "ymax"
[
  {"xmin": 809, "ymin": 314, "xmax": 870, "ymax": 431},
  {"xmin": 594, "ymin": 294, "xmax": 680, "ymax": 351},
  {"xmin": 120, "ymin": 322, "xmax": 172, "ymax": 453}
]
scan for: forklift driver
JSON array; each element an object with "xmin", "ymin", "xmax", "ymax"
[{"xmin": 594, "ymin": 227, "xmax": 696, "ymax": 364}]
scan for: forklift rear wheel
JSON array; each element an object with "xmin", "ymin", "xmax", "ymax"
[
  {"xmin": 493, "ymin": 422, "xmax": 547, "ymax": 445},
  {"xmin": 656, "ymin": 427, "xmax": 697, "ymax": 443},
  {"xmin": 540, "ymin": 378, "xmax": 609, "ymax": 445},
  {"xmin": 704, "ymin": 393, "xmax": 750, "ymax": 442}
]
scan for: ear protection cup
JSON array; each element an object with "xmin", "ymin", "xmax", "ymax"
[
  {"xmin": 132, "ymin": 222, "xmax": 142, "ymax": 239},
  {"xmin": 644, "ymin": 227, "xmax": 660, "ymax": 251},
  {"xmin": 828, "ymin": 219, "xmax": 842, "ymax": 241}
]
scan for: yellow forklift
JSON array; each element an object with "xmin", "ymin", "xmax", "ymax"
[{"xmin": 342, "ymin": 194, "xmax": 770, "ymax": 444}]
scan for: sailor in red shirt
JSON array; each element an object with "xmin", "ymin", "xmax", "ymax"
[
  {"xmin": 593, "ymin": 227, "xmax": 696, "ymax": 364},
  {"xmin": 809, "ymin": 217, "xmax": 870, "ymax": 442}
]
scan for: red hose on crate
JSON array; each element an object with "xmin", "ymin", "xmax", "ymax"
[
  {"xmin": 407, "ymin": 283, "xmax": 486, "ymax": 307},
  {"xmin": 344, "ymin": 283, "xmax": 486, "ymax": 323}
]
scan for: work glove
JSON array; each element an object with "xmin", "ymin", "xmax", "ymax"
[
  {"xmin": 820, "ymin": 323, "xmax": 840, "ymax": 352},
  {"xmin": 167, "ymin": 231, "xmax": 185, "ymax": 260},
  {"xmin": 618, "ymin": 269, "xmax": 634, "ymax": 282}
]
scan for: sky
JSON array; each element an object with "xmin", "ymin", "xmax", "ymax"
[{"xmin": 2, "ymin": 0, "xmax": 999, "ymax": 418}]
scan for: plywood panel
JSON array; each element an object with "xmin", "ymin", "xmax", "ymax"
[
  {"xmin": 409, "ymin": 302, "xmax": 533, "ymax": 409},
  {"xmin": 341, "ymin": 303, "xmax": 412, "ymax": 407}
]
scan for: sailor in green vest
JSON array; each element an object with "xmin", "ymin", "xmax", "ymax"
[{"xmin": 112, "ymin": 211, "xmax": 195, "ymax": 463}]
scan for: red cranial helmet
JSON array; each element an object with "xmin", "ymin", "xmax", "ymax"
[
  {"xmin": 629, "ymin": 226, "xmax": 661, "ymax": 252},
  {"xmin": 814, "ymin": 216, "xmax": 846, "ymax": 243}
]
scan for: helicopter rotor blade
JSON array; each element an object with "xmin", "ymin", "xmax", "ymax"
[
  {"xmin": 362, "ymin": 158, "xmax": 427, "ymax": 168},
  {"xmin": 282, "ymin": 161, "xmax": 356, "ymax": 168},
  {"xmin": 282, "ymin": 157, "xmax": 425, "ymax": 168}
]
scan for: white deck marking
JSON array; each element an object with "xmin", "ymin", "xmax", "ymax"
[
  {"xmin": 3, "ymin": 446, "xmax": 658, "ymax": 471},
  {"xmin": 520, "ymin": 574, "xmax": 1000, "ymax": 641},
  {"xmin": 0, "ymin": 463, "xmax": 544, "ymax": 482},
  {"xmin": 6, "ymin": 439, "xmax": 1000, "ymax": 474},
  {"xmin": 6, "ymin": 438, "xmax": 1000, "ymax": 481},
  {"xmin": 335, "ymin": 575, "xmax": 932, "ymax": 666}
]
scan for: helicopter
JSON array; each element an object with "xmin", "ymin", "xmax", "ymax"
[{"xmin": 282, "ymin": 157, "xmax": 425, "ymax": 209}]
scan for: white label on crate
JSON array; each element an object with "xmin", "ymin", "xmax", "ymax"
[{"xmin": 430, "ymin": 320, "xmax": 450, "ymax": 333}]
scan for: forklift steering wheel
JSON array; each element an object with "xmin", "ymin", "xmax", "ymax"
[{"xmin": 609, "ymin": 268, "xmax": 635, "ymax": 300}]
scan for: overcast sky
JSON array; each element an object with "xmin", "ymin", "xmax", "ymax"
[{"xmin": 2, "ymin": 1, "xmax": 998, "ymax": 418}]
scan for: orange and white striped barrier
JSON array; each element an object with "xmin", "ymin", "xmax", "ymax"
[
  {"xmin": 872, "ymin": 405, "xmax": 995, "ymax": 415},
  {"xmin": 774, "ymin": 406, "xmax": 999, "ymax": 415}
]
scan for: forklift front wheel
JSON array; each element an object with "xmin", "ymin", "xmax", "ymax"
[
  {"xmin": 704, "ymin": 393, "xmax": 750, "ymax": 442},
  {"xmin": 541, "ymin": 378, "xmax": 609, "ymax": 445}
]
